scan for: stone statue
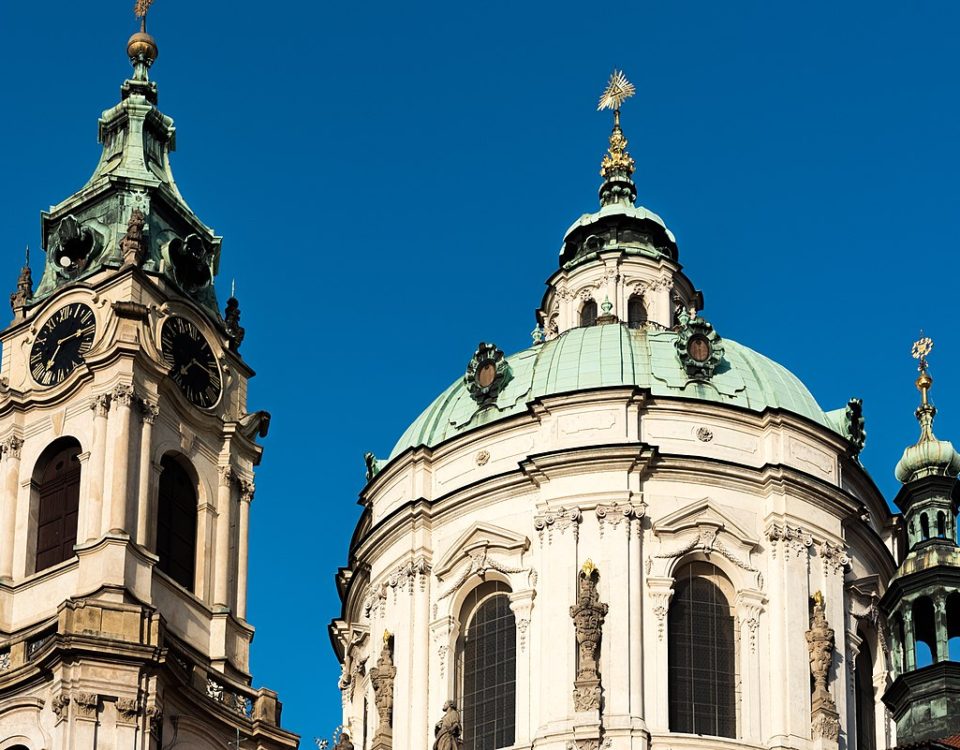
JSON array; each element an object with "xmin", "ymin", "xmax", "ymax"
[
  {"xmin": 369, "ymin": 633, "xmax": 396, "ymax": 742},
  {"xmin": 805, "ymin": 592, "xmax": 840, "ymax": 741},
  {"xmin": 121, "ymin": 209, "xmax": 146, "ymax": 266},
  {"xmin": 333, "ymin": 729, "xmax": 354, "ymax": 750},
  {"xmin": 570, "ymin": 561, "xmax": 608, "ymax": 711},
  {"xmin": 433, "ymin": 700, "xmax": 462, "ymax": 750},
  {"xmin": 224, "ymin": 296, "xmax": 245, "ymax": 351}
]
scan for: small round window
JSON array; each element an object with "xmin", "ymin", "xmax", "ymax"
[
  {"xmin": 477, "ymin": 362, "xmax": 497, "ymax": 388},
  {"xmin": 687, "ymin": 335, "xmax": 711, "ymax": 363}
]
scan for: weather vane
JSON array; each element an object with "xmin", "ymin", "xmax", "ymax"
[
  {"xmin": 134, "ymin": 0, "xmax": 155, "ymax": 31},
  {"xmin": 912, "ymin": 334, "xmax": 933, "ymax": 373}
]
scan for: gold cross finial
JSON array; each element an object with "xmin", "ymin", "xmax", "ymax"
[{"xmin": 911, "ymin": 333, "xmax": 936, "ymax": 425}]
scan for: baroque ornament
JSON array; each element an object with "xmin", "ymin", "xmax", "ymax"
[
  {"xmin": 369, "ymin": 633, "xmax": 397, "ymax": 741},
  {"xmin": 570, "ymin": 561, "xmax": 608, "ymax": 712},
  {"xmin": 675, "ymin": 311, "xmax": 725, "ymax": 380},
  {"xmin": 464, "ymin": 342, "xmax": 511, "ymax": 406},
  {"xmin": 806, "ymin": 592, "xmax": 841, "ymax": 741}
]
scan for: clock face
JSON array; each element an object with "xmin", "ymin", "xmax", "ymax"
[
  {"xmin": 29, "ymin": 303, "xmax": 97, "ymax": 386},
  {"xmin": 687, "ymin": 335, "xmax": 711, "ymax": 363},
  {"xmin": 160, "ymin": 317, "xmax": 222, "ymax": 408}
]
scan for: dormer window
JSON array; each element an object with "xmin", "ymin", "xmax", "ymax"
[
  {"xmin": 580, "ymin": 300, "xmax": 598, "ymax": 328},
  {"xmin": 628, "ymin": 295, "xmax": 647, "ymax": 329}
]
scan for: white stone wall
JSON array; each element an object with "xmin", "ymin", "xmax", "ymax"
[{"xmin": 335, "ymin": 389, "xmax": 898, "ymax": 750}]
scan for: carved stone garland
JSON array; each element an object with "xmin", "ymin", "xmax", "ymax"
[
  {"xmin": 369, "ymin": 633, "xmax": 397, "ymax": 749},
  {"xmin": 570, "ymin": 562, "xmax": 608, "ymax": 713},
  {"xmin": 806, "ymin": 593, "xmax": 840, "ymax": 742}
]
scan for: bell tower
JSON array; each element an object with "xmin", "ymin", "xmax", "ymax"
[
  {"xmin": 881, "ymin": 337, "xmax": 960, "ymax": 745},
  {"xmin": 0, "ymin": 5, "xmax": 298, "ymax": 750}
]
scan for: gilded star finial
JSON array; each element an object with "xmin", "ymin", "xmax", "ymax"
[
  {"xmin": 598, "ymin": 71, "xmax": 636, "ymax": 182},
  {"xmin": 598, "ymin": 70, "xmax": 636, "ymax": 113},
  {"xmin": 581, "ymin": 559, "xmax": 597, "ymax": 577},
  {"xmin": 134, "ymin": 0, "xmax": 155, "ymax": 20},
  {"xmin": 911, "ymin": 333, "xmax": 937, "ymax": 440}
]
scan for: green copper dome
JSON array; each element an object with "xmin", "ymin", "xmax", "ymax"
[{"xmin": 391, "ymin": 325, "xmax": 836, "ymax": 459}]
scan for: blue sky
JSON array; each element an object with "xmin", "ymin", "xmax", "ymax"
[{"xmin": 2, "ymin": 0, "xmax": 960, "ymax": 741}]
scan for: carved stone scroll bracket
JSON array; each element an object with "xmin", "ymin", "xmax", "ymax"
[
  {"xmin": 509, "ymin": 589, "xmax": 535, "ymax": 654},
  {"xmin": 735, "ymin": 589, "xmax": 766, "ymax": 655},
  {"xmin": 647, "ymin": 577, "xmax": 674, "ymax": 641},
  {"xmin": 534, "ymin": 507, "xmax": 582, "ymax": 545},
  {"xmin": 435, "ymin": 550, "xmax": 527, "ymax": 604}
]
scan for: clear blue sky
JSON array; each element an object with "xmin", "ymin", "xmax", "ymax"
[{"xmin": 2, "ymin": 0, "xmax": 960, "ymax": 741}]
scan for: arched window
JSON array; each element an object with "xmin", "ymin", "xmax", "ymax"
[
  {"xmin": 458, "ymin": 582, "xmax": 516, "ymax": 750},
  {"xmin": 854, "ymin": 631, "xmax": 877, "ymax": 750},
  {"xmin": 913, "ymin": 596, "xmax": 936, "ymax": 666},
  {"xmin": 580, "ymin": 300, "xmax": 598, "ymax": 328},
  {"xmin": 627, "ymin": 295, "xmax": 647, "ymax": 329},
  {"xmin": 948, "ymin": 593, "xmax": 960, "ymax": 661},
  {"xmin": 920, "ymin": 513, "xmax": 930, "ymax": 541},
  {"xmin": 668, "ymin": 562, "xmax": 737, "ymax": 738},
  {"xmin": 894, "ymin": 613, "xmax": 906, "ymax": 673},
  {"xmin": 937, "ymin": 511, "xmax": 947, "ymax": 538},
  {"xmin": 34, "ymin": 438, "xmax": 82, "ymax": 573},
  {"xmin": 156, "ymin": 455, "xmax": 198, "ymax": 592}
]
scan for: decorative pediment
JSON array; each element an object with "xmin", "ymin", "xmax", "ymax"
[
  {"xmin": 648, "ymin": 498, "xmax": 762, "ymax": 588},
  {"xmin": 434, "ymin": 522, "xmax": 530, "ymax": 579}
]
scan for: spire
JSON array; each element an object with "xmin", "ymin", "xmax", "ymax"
[
  {"xmin": 126, "ymin": 0, "xmax": 159, "ymax": 99},
  {"xmin": 597, "ymin": 70, "xmax": 637, "ymax": 207},
  {"xmin": 894, "ymin": 335, "xmax": 960, "ymax": 483}
]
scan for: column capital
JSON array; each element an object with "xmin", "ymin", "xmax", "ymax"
[
  {"xmin": 218, "ymin": 465, "xmax": 235, "ymax": 487},
  {"xmin": 1, "ymin": 436, "xmax": 23, "ymax": 460},
  {"xmin": 112, "ymin": 382, "xmax": 137, "ymax": 408},
  {"xmin": 139, "ymin": 398, "xmax": 159, "ymax": 424},
  {"xmin": 90, "ymin": 392, "xmax": 111, "ymax": 417},
  {"xmin": 238, "ymin": 478, "xmax": 255, "ymax": 502}
]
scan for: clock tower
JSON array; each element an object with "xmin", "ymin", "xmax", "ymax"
[{"xmin": 0, "ymin": 9, "xmax": 298, "ymax": 750}]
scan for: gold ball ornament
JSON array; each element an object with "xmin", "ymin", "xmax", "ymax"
[{"xmin": 127, "ymin": 30, "xmax": 158, "ymax": 65}]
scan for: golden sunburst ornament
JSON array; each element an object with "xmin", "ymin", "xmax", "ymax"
[
  {"xmin": 134, "ymin": 0, "xmax": 155, "ymax": 19},
  {"xmin": 598, "ymin": 70, "xmax": 636, "ymax": 112},
  {"xmin": 912, "ymin": 335, "xmax": 933, "ymax": 364}
]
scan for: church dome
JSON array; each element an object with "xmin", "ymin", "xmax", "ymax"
[{"xmin": 391, "ymin": 323, "xmax": 835, "ymax": 459}]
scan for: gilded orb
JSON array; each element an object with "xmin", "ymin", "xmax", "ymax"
[{"xmin": 127, "ymin": 30, "xmax": 158, "ymax": 64}]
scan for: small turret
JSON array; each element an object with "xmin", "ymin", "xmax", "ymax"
[{"xmin": 881, "ymin": 336, "xmax": 960, "ymax": 745}]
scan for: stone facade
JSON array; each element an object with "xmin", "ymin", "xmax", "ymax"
[{"xmin": 0, "ymin": 18, "xmax": 297, "ymax": 750}]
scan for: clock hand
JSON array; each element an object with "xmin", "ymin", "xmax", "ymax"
[
  {"xmin": 56, "ymin": 326, "xmax": 95, "ymax": 346},
  {"xmin": 46, "ymin": 342, "xmax": 63, "ymax": 369}
]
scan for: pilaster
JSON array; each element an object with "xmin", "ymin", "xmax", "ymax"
[{"xmin": 0, "ymin": 436, "xmax": 23, "ymax": 580}]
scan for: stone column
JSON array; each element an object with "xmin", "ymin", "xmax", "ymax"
[
  {"xmin": 628, "ymin": 511, "xmax": 644, "ymax": 719},
  {"xmin": 510, "ymin": 588, "xmax": 535, "ymax": 746},
  {"xmin": 0, "ymin": 437, "xmax": 23, "ymax": 581},
  {"xmin": 107, "ymin": 384, "xmax": 136, "ymax": 534},
  {"xmin": 115, "ymin": 697, "xmax": 142, "ymax": 750},
  {"xmin": 214, "ymin": 466, "xmax": 235, "ymax": 609},
  {"xmin": 533, "ymin": 507, "xmax": 581, "ymax": 730},
  {"xmin": 86, "ymin": 393, "xmax": 111, "ymax": 541},
  {"xmin": 235, "ymin": 478, "xmax": 254, "ymax": 619},
  {"xmin": 902, "ymin": 606, "xmax": 916, "ymax": 673},
  {"xmin": 407, "ymin": 562, "xmax": 429, "ymax": 750},
  {"xmin": 135, "ymin": 400, "xmax": 159, "ymax": 547},
  {"xmin": 934, "ymin": 591, "xmax": 949, "ymax": 662}
]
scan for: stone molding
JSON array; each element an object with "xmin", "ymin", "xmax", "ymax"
[{"xmin": 363, "ymin": 557, "xmax": 431, "ymax": 619}]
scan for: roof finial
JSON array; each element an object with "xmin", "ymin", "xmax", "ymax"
[
  {"xmin": 128, "ymin": 0, "xmax": 158, "ymax": 78},
  {"xmin": 231, "ymin": 278, "xmax": 236, "ymax": 299},
  {"xmin": 911, "ymin": 333, "xmax": 936, "ymax": 442},
  {"xmin": 597, "ymin": 70, "xmax": 637, "ymax": 207}
]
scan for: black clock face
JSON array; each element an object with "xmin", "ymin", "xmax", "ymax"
[
  {"xmin": 29, "ymin": 303, "xmax": 97, "ymax": 386},
  {"xmin": 160, "ymin": 317, "xmax": 222, "ymax": 408}
]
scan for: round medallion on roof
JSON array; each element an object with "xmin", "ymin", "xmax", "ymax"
[
  {"xmin": 465, "ymin": 342, "xmax": 511, "ymax": 406},
  {"xmin": 675, "ymin": 312, "xmax": 724, "ymax": 380}
]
